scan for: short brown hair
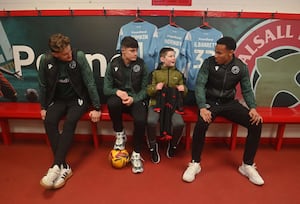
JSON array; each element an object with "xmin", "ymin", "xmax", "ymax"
[
  {"xmin": 48, "ymin": 33, "xmax": 70, "ymax": 52},
  {"xmin": 159, "ymin": 47, "xmax": 174, "ymax": 58}
]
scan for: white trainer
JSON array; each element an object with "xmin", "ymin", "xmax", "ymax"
[
  {"xmin": 182, "ymin": 162, "xmax": 201, "ymax": 183},
  {"xmin": 131, "ymin": 151, "xmax": 144, "ymax": 174},
  {"xmin": 238, "ymin": 162, "xmax": 264, "ymax": 185},
  {"xmin": 114, "ymin": 131, "xmax": 127, "ymax": 150},
  {"xmin": 53, "ymin": 164, "xmax": 73, "ymax": 189},
  {"xmin": 40, "ymin": 165, "xmax": 60, "ymax": 189}
]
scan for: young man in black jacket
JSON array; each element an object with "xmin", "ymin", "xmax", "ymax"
[
  {"xmin": 38, "ymin": 33, "xmax": 101, "ymax": 189},
  {"xmin": 104, "ymin": 36, "xmax": 148, "ymax": 173},
  {"xmin": 182, "ymin": 37, "xmax": 264, "ymax": 186}
]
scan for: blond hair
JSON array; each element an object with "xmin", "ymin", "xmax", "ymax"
[{"xmin": 48, "ymin": 33, "xmax": 70, "ymax": 52}]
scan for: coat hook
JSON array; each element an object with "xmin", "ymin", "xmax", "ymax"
[
  {"xmin": 103, "ymin": 7, "xmax": 106, "ymax": 16},
  {"xmin": 238, "ymin": 9, "xmax": 243, "ymax": 18},
  {"xmin": 35, "ymin": 7, "xmax": 41, "ymax": 16},
  {"xmin": 136, "ymin": 8, "xmax": 140, "ymax": 18},
  {"xmin": 171, "ymin": 8, "xmax": 174, "ymax": 17},
  {"xmin": 69, "ymin": 7, "xmax": 74, "ymax": 16}
]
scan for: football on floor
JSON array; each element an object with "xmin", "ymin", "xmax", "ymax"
[{"xmin": 109, "ymin": 149, "xmax": 130, "ymax": 169}]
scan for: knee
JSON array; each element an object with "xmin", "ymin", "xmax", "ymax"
[
  {"xmin": 173, "ymin": 120, "xmax": 185, "ymax": 129},
  {"xmin": 107, "ymin": 96, "xmax": 122, "ymax": 109},
  {"xmin": 147, "ymin": 116, "xmax": 158, "ymax": 127},
  {"xmin": 249, "ymin": 121, "xmax": 262, "ymax": 132},
  {"xmin": 196, "ymin": 119, "xmax": 209, "ymax": 129},
  {"xmin": 135, "ymin": 118, "xmax": 147, "ymax": 127},
  {"xmin": 44, "ymin": 116, "xmax": 56, "ymax": 126}
]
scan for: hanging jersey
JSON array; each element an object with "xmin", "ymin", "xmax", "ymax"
[
  {"xmin": 181, "ymin": 27, "xmax": 223, "ymax": 90},
  {"xmin": 116, "ymin": 21, "xmax": 158, "ymax": 72},
  {"xmin": 157, "ymin": 24, "xmax": 187, "ymax": 71}
]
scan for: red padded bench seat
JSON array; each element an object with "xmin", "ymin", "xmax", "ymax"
[
  {"xmin": 256, "ymin": 107, "xmax": 300, "ymax": 150},
  {"xmin": 1, "ymin": 103, "xmax": 299, "ymax": 151},
  {"xmin": 100, "ymin": 104, "xmax": 238, "ymax": 150},
  {"xmin": 0, "ymin": 102, "xmax": 99, "ymax": 148},
  {"xmin": 100, "ymin": 105, "xmax": 300, "ymax": 151}
]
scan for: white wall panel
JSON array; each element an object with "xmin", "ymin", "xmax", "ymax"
[{"xmin": 0, "ymin": 0, "xmax": 299, "ymax": 13}]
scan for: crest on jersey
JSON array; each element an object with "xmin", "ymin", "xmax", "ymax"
[
  {"xmin": 132, "ymin": 64, "xmax": 141, "ymax": 72},
  {"xmin": 69, "ymin": 60, "xmax": 77, "ymax": 69},
  {"xmin": 231, "ymin": 66, "xmax": 240, "ymax": 74}
]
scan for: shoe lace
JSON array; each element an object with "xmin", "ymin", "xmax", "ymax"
[
  {"xmin": 187, "ymin": 162, "xmax": 199, "ymax": 173},
  {"xmin": 131, "ymin": 154, "xmax": 144, "ymax": 168},
  {"xmin": 60, "ymin": 171, "xmax": 69, "ymax": 179},
  {"xmin": 246, "ymin": 163, "xmax": 259, "ymax": 176},
  {"xmin": 115, "ymin": 137, "xmax": 123, "ymax": 145},
  {"xmin": 115, "ymin": 132, "xmax": 125, "ymax": 145},
  {"xmin": 242, "ymin": 163, "xmax": 262, "ymax": 181}
]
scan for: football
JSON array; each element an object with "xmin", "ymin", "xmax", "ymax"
[{"xmin": 109, "ymin": 149, "xmax": 130, "ymax": 169}]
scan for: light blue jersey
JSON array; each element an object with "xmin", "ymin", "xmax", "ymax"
[
  {"xmin": 181, "ymin": 27, "xmax": 223, "ymax": 90},
  {"xmin": 157, "ymin": 24, "xmax": 187, "ymax": 71},
  {"xmin": 116, "ymin": 21, "xmax": 158, "ymax": 72}
]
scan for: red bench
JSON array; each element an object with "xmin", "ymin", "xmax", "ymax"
[
  {"xmin": 1, "ymin": 102, "xmax": 300, "ymax": 151},
  {"xmin": 0, "ymin": 102, "xmax": 99, "ymax": 148},
  {"xmin": 256, "ymin": 107, "xmax": 300, "ymax": 150},
  {"xmin": 100, "ymin": 104, "xmax": 300, "ymax": 151}
]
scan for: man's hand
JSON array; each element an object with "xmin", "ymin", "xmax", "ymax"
[
  {"xmin": 249, "ymin": 108, "xmax": 263, "ymax": 125},
  {"xmin": 200, "ymin": 108, "xmax": 212, "ymax": 123},
  {"xmin": 40, "ymin": 110, "xmax": 46, "ymax": 120},
  {"xmin": 89, "ymin": 110, "xmax": 101, "ymax": 122},
  {"xmin": 116, "ymin": 90, "xmax": 129, "ymax": 101},
  {"xmin": 122, "ymin": 96, "xmax": 134, "ymax": 106},
  {"xmin": 116, "ymin": 90, "xmax": 133, "ymax": 106}
]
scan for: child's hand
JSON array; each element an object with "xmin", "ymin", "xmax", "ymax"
[
  {"xmin": 156, "ymin": 82, "xmax": 164, "ymax": 90},
  {"xmin": 177, "ymin": 85, "xmax": 184, "ymax": 92}
]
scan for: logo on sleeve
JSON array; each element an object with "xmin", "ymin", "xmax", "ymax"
[{"xmin": 48, "ymin": 64, "xmax": 53, "ymax": 69}]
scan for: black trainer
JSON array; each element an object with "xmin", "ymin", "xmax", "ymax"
[
  {"xmin": 150, "ymin": 143, "xmax": 160, "ymax": 164},
  {"xmin": 166, "ymin": 142, "xmax": 176, "ymax": 158}
]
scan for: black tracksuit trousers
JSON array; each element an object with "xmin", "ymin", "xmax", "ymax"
[
  {"xmin": 107, "ymin": 95, "xmax": 147, "ymax": 153},
  {"xmin": 191, "ymin": 100, "xmax": 262, "ymax": 165},
  {"xmin": 44, "ymin": 98, "xmax": 89, "ymax": 166}
]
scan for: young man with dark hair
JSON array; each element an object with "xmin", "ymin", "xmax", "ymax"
[
  {"xmin": 182, "ymin": 36, "xmax": 264, "ymax": 185},
  {"xmin": 104, "ymin": 36, "xmax": 148, "ymax": 173},
  {"xmin": 38, "ymin": 33, "xmax": 101, "ymax": 189}
]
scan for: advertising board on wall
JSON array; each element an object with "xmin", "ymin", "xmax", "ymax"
[{"xmin": 0, "ymin": 16, "xmax": 299, "ymax": 107}]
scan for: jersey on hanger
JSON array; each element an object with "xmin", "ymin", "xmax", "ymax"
[
  {"xmin": 157, "ymin": 24, "xmax": 187, "ymax": 71},
  {"xmin": 116, "ymin": 21, "xmax": 158, "ymax": 72},
  {"xmin": 181, "ymin": 27, "xmax": 223, "ymax": 90}
]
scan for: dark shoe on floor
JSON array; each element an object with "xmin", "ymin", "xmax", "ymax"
[
  {"xmin": 166, "ymin": 142, "xmax": 176, "ymax": 158},
  {"xmin": 150, "ymin": 143, "xmax": 160, "ymax": 164}
]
